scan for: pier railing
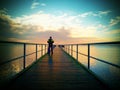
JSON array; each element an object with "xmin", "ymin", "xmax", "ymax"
[
  {"xmin": 62, "ymin": 42, "xmax": 120, "ymax": 69},
  {"xmin": 0, "ymin": 41, "xmax": 48, "ymax": 85},
  {"xmin": 61, "ymin": 41, "xmax": 120, "ymax": 89}
]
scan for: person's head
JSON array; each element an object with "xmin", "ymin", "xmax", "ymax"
[{"xmin": 50, "ymin": 36, "xmax": 52, "ymax": 39}]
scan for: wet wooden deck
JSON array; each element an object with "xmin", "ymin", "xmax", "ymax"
[{"xmin": 7, "ymin": 46, "xmax": 108, "ymax": 90}]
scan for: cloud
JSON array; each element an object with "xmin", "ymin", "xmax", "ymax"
[
  {"xmin": 0, "ymin": 9, "xmax": 119, "ymax": 44},
  {"xmin": 0, "ymin": 8, "xmax": 8, "ymax": 15},
  {"xmin": 79, "ymin": 12, "xmax": 93, "ymax": 17},
  {"xmin": 31, "ymin": 1, "xmax": 46, "ymax": 9},
  {"xmin": 31, "ymin": 1, "xmax": 39, "ymax": 9},
  {"xmin": 0, "ymin": 13, "xmax": 13, "ymax": 36},
  {"xmin": 109, "ymin": 16, "xmax": 120, "ymax": 26},
  {"xmin": 98, "ymin": 10, "xmax": 111, "ymax": 17},
  {"xmin": 29, "ymin": 27, "xmax": 71, "ymax": 44},
  {"xmin": 0, "ymin": 10, "xmax": 31, "ymax": 41},
  {"xmin": 25, "ymin": 27, "xmax": 104, "ymax": 44},
  {"xmin": 0, "ymin": 12, "xmax": 98, "ymax": 43},
  {"xmin": 79, "ymin": 10, "xmax": 111, "ymax": 18},
  {"xmin": 13, "ymin": 10, "xmax": 112, "ymax": 33},
  {"xmin": 0, "ymin": 11, "xmax": 71, "ymax": 43},
  {"xmin": 13, "ymin": 12, "xmax": 79, "ymax": 32}
]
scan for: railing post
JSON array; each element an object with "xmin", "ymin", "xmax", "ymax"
[
  {"xmin": 69, "ymin": 45, "xmax": 71, "ymax": 55},
  {"xmin": 68, "ymin": 45, "xmax": 69, "ymax": 54},
  {"xmin": 68, "ymin": 45, "xmax": 70, "ymax": 55},
  {"xmin": 76, "ymin": 44, "xmax": 78, "ymax": 61},
  {"xmin": 45, "ymin": 44, "xmax": 46, "ymax": 54},
  {"xmin": 88, "ymin": 44, "xmax": 90, "ymax": 69},
  {"xmin": 23, "ymin": 43, "xmax": 26, "ymax": 69},
  {"xmin": 71, "ymin": 45, "xmax": 73, "ymax": 56},
  {"xmin": 41, "ymin": 44, "xmax": 43, "ymax": 56},
  {"xmin": 36, "ymin": 44, "xmax": 37, "ymax": 61},
  {"xmin": 65, "ymin": 45, "xmax": 66, "ymax": 52},
  {"xmin": 66, "ymin": 45, "xmax": 67, "ymax": 52},
  {"xmin": 66, "ymin": 45, "xmax": 67, "ymax": 53},
  {"xmin": 46, "ymin": 44, "xmax": 47, "ymax": 53}
]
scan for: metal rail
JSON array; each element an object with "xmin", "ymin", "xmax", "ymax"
[
  {"xmin": 61, "ymin": 41, "xmax": 120, "ymax": 69},
  {"xmin": 0, "ymin": 41, "xmax": 48, "ymax": 69}
]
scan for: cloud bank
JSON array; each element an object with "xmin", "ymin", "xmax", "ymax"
[{"xmin": 0, "ymin": 9, "xmax": 120, "ymax": 44}]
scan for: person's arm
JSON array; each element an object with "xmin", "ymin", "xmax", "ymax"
[
  {"xmin": 47, "ymin": 40, "xmax": 49, "ymax": 43},
  {"xmin": 52, "ymin": 39, "xmax": 54, "ymax": 43}
]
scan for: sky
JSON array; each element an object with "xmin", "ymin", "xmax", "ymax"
[{"xmin": 0, "ymin": 0, "xmax": 120, "ymax": 44}]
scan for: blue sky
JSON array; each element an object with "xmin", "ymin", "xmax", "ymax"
[{"xmin": 0, "ymin": 0, "xmax": 120, "ymax": 44}]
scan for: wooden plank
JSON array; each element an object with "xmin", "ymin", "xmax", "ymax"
[{"xmin": 7, "ymin": 46, "xmax": 108, "ymax": 90}]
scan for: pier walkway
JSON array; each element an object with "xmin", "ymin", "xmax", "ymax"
[{"xmin": 7, "ymin": 46, "xmax": 108, "ymax": 90}]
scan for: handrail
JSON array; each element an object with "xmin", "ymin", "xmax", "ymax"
[
  {"xmin": 63, "ymin": 41, "xmax": 120, "ymax": 45},
  {"xmin": 0, "ymin": 40, "xmax": 46, "ymax": 45},
  {"xmin": 0, "ymin": 41, "xmax": 48, "ymax": 68},
  {"xmin": 61, "ymin": 41, "xmax": 120, "ymax": 69}
]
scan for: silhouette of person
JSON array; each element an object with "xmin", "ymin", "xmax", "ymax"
[{"xmin": 47, "ymin": 36, "xmax": 54, "ymax": 54}]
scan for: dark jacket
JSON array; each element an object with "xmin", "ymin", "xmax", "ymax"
[{"xmin": 47, "ymin": 39, "xmax": 54, "ymax": 47}]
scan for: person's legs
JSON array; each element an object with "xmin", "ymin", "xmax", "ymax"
[
  {"xmin": 48, "ymin": 46, "xmax": 50, "ymax": 54},
  {"xmin": 51, "ymin": 46, "xmax": 53, "ymax": 54}
]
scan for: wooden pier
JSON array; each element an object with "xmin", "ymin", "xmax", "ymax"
[{"xmin": 6, "ymin": 46, "xmax": 108, "ymax": 90}]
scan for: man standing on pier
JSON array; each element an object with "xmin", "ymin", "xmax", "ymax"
[{"xmin": 47, "ymin": 36, "xmax": 54, "ymax": 55}]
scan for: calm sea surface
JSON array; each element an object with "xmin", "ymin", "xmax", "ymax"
[{"xmin": 0, "ymin": 43, "xmax": 120, "ymax": 88}]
